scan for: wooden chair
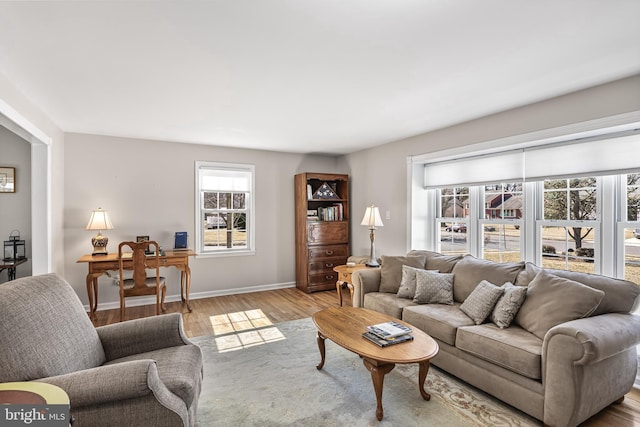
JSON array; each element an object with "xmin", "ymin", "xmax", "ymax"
[{"xmin": 118, "ymin": 240, "xmax": 167, "ymax": 321}]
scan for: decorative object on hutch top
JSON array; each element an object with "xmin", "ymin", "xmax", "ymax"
[
  {"xmin": 3, "ymin": 230, "xmax": 25, "ymax": 261},
  {"xmin": 361, "ymin": 204, "xmax": 383, "ymax": 267},
  {"xmin": 85, "ymin": 208, "xmax": 114, "ymax": 256},
  {"xmin": 295, "ymin": 173, "xmax": 349, "ymax": 293},
  {"xmin": 0, "ymin": 166, "xmax": 15, "ymax": 193}
]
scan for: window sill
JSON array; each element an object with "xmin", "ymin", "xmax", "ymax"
[{"xmin": 196, "ymin": 249, "xmax": 256, "ymax": 259}]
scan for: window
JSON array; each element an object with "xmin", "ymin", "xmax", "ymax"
[
  {"xmin": 622, "ymin": 173, "xmax": 640, "ymax": 283},
  {"xmin": 539, "ymin": 177, "xmax": 598, "ymax": 272},
  {"xmin": 412, "ymin": 124, "xmax": 640, "ymax": 279},
  {"xmin": 481, "ymin": 183, "xmax": 523, "ymax": 263},
  {"xmin": 437, "ymin": 187, "xmax": 469, "ymax": 255},
  {"xmin": 195, "ymin": 162, "xmax": 255, "ymax": 256}
]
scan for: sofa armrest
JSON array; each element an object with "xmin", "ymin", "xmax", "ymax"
[
  {"xmin": 36, "ymin": 360, "xmax": 158, "ymax": 407},
  {"xmin": 541, "ymin": 313, "xmax": 640, "ymax": 427},
  {"xmin": 544, "ymin": 313, "xmax": 640, "ymax": 365},
  {"xmin": 351, "ymin": 268, "xmax": 382, "ymax": 308},
  {"xmin": 97, "ymin": 313, "xmax": 191, "ymax": 361}
]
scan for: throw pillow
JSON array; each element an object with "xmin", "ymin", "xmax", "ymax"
[
  {"xmin": 379, "ymin": 255, "xmax": 427, "ymax": 293},
  {"xmin": 451, "ymin": 255, "xmax": 524, "ymax": 303},
  {"xmin": 413, "ymin": 270, "xmax": 454, "ymax": 305},
  {"xmin": 490, "ymin": 282, "xmax": 527, "ymax": 329},
  {"xmin": 459, "ymin": 280, "xmax": 505, "ymax": 325},
  {"xmin": 515, "ymin": 270, "xmax": 605, "ymax": 340},
  {"xmin": 396, "ymin": 265, "xmax": 423, "ymax": 299},
  {"xmin": 397, "ymin": 266, "xmax": 438, "ymax": 299}
]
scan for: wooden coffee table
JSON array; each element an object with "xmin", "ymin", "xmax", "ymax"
[{"xmin": 312, "ymin": 307, "xmax": 439, "ymax": 421}]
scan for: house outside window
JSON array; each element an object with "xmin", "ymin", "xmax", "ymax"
[{"xmin": 195, "ymin": 162, "xmax": 255, "ymax": 256}]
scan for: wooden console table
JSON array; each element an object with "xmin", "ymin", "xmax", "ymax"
[{"xmin": 77, "ymin": 249, "xmax": 195, "ymax": 318}]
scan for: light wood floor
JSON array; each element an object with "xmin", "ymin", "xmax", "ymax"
[{"xmin": 91, "ymin": 286, "xmax": 640, "ymax": 427}]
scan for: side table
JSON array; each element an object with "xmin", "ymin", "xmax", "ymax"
[{"xmin": 333, "ymin": 264, "xmax": 368, "ymax": 306}]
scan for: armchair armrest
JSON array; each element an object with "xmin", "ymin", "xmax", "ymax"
[
  {"xmin": 36, "ymin": 360, "xmax": 158, "ymax": 408},
  {"xmin": 351, "ymin": 268, "xmax": 382, "ymax": 308},
  {"xmin": 97, "ymin": 313, "xmax": 191, "ymax": 361}
]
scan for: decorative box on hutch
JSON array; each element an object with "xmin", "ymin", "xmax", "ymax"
[{"xmin": 294, "ymin": 173, "xmax": 349, "ymax": 293}]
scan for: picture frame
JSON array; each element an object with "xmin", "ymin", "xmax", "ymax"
[
  {"xmin": 0, "ymin": 167, "xmax": 16, "ymax": 193},
  {"xmin": 136, "ymin": 235, "xmax": 150, "ymax": 243}
]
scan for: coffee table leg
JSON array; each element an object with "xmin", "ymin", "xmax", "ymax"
[
  {"xmin": 418, "ymin": 360, "xmax": 431, "ymax": 401},
  {"xmin": 316, "ymin": 332, "xmax": 326, "ymax": 370},
  {"xmin": 363, "ymin": 358, "xmax": 395, "ymax": 421}
]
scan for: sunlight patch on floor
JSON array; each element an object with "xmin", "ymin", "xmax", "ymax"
[{"xmin": 210, "ymin": 309, "xmax": 285, "ymax": 353}]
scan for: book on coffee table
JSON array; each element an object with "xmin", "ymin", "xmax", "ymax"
[
  {"xmin": 366, "ymin": 321, "xmax": 412, "ymax": 340},
  {"xmin": 362, "ymin": 331, "xmax": 414, "ymax": 347}
]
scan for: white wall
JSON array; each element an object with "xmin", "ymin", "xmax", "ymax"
[
  {"xmin": 0, "ymin": 126, "xmax": 31, "ymax": 282},
  {"xmin": 0, "ymin": 71, "xmax": 65, "ymax": 277},
  {"xmin": 345, "ymin": 75, "xmax": 640, "ymax": 258},
  {"xmin": 64, "ymin": 133, "xmax": 346, "ymax": 307}
]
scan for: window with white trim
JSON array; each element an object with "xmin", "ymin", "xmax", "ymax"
[
  {"xmin": 539, "ymin": 177, "xmax": 598, "ymax": 272},
  {"xmin": 412, "ymin": 124, "xmax": 640, "ymax": 280},
  {"xmin": 436, "ymin": 186, "xmax": 469, "ymax": 255},
  {"xmin": 195, "ymin": 162, "xmax": 255, "ymax": 256},
  {"xmin": 481, "ymin": 183, "xmax": 524, "ymax": 263},
  {"xmin": 621, "ymin": 172, "xmax": 640, "ymax": 283}
]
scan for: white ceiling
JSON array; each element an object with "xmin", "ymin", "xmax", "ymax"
[{"xmin": 0, "ymin": 1, "xmax": 638, "ymax": 155}]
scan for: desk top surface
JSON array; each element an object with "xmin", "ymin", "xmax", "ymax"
[{"xmin": 77, "ymin": 249, "xmax": 195, "ymax": 263}]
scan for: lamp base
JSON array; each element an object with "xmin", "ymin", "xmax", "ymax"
[
  {"xmin": 91, "ymin": 234, "xmax": 109, "ymax": 256},
  {"xmin": 365, "ymin": 260, "xmax": 380, "ymax": 268}
]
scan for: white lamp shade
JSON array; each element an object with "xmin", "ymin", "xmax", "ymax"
[
  {"xmin": 85, "ymin": 208, "xmax": 114, "ymax": 231},
  {"xmin": 360, "ymin": 205, "xmax": 384, "ymax": 228}
]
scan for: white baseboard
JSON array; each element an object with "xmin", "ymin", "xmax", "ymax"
[{"xmin": 83, "ymin": 281, "xmax": 297, "ymax": 312}]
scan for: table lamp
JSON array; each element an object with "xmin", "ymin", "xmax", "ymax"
[
  {"xmin": 86, "ymin": 208, "xmax": 114, "ymax": 256},
  {"xmin": 360, "ymin": 204, "xmax": 383, "ymax": 267}
]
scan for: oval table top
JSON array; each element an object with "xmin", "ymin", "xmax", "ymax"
[{"xmin": 312, "ymin": 307, "xmax": 439, "ymax": 364}]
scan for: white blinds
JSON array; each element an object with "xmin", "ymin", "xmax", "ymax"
[
  {"xmin": 200, "ymin": 167, "xmax": 251, "ymax": 191},
  {"xmin": 423, "ymin": 150, "xmax": 523, "ymax": 188},
  {"xmin": 524, "ymin": 133, "xmax": 640, "ymax": 181},
  {"xmin": 424, "ymin": 131, "xmax": 640, "ymax": 188}
]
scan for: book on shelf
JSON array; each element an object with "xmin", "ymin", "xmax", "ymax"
[
  {"xmin": 315, "ymin": 203, "xmax": 344, "ymax": 222},
  {"xmin": 362, "ymin": 331, "xmax": 414, "ymax": 347},
  {"xmin": 366, "ymin": 321, "xmax": 412, "ymax": 339}
]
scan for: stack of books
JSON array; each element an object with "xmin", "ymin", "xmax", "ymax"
[{"xmin": 362, "ymin": 321, "xmax": 413, "ymax": 347}]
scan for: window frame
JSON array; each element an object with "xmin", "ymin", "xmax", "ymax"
[{"xmin": 194, "ymin": 161, "xmax": 256, "ymax": 257}]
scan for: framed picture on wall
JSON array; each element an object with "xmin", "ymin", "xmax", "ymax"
[{"xmin": 0, "ymin": 167, "xmax": 15, "ymax": 193}]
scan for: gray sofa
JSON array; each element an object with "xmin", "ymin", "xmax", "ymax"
[
  {"xmin": 0, "ymin": 273, "xmax": 203, "ymax": 427},
  {"xmin": 351, "ymin": 250, "xmax": 640, "ymax": 427}
]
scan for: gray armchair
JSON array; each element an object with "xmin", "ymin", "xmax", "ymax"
[{"xmin": 0, "ymin": 273, "xmax": 203, "ymax": 427}]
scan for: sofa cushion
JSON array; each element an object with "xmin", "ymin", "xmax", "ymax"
[
  {"xmin": 459, "ymin": 280, "xmax": 504, "ymax": 325},
  {"xmin": 413, "ymin": 270, "xmax": 454, "ymax": 305},
  {"xmin": 490, "ymin": 282, "xmax": 527, "ymax": 329},
  {"xmin": 396, "ymin": 265, "xmax": 425, "ymax": 299},
  {"xmin": 379, "ymin": 255, "xmax": 428, "ymax": 293},
  {"xmin": 363, "ymin": 292, "xmax": 418, "ymax": 319},
  {"xmin": 451, "ymin": 255, "xmax": 524, "ymax": 303},
  {"xmin": 516, "ymin": 262, "xmax": 640, "ymax": 315},
  {"xmin": 403, "ymin": 303, "xmax": 474, "ymax": 346},
  {"xmin": 456, "ymin": 324, "xmax": 543, "ymax": 380},
  {"xmin": 408, "ymin": 250, "xmax": 463, "ymax": 273},
  {"xmin": 105, "ymin": 344, "xmax": 203, "ymax": 407},
  {"xmin": 515, "ymin": 270, "xmax": 605, "ymax": 340}
]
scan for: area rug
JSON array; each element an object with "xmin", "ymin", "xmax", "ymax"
[{"xmin": 192, "ymin": 317, "xmax": 539, "ymax": 426}]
